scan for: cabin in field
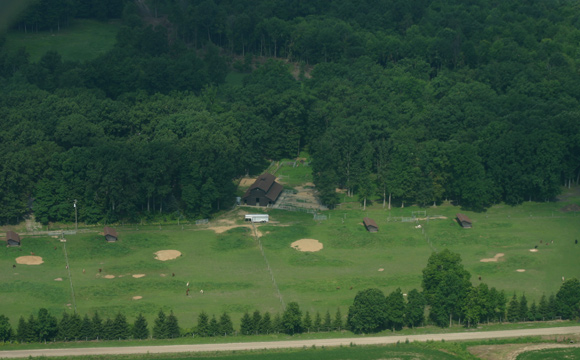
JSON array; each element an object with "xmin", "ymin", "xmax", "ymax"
[
  {"xmin": 242, "ymin": 173, "xmax": 283, "ymax": 206},
  {"xmin": 103, "ymin": 227, "xmax": 118, "ymax": 242},
  {"xmin": 5, "ymin": 231, "xmax": 21, "ymax": 247},
  {"xmin": 456, "ymin": 213, "xmax": 473, "ymax": 228},
  {"xmin": 363, "ymin": 217, "xmax": 379, "ymax": 232}
]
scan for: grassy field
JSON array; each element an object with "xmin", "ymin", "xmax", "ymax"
[
  {"xmin": 1, "ymin": 159, "xmax": 579, "ymax": 330},
  {"xmin": 3, "ymin": 19, "xmax": 121, "ymax": 62},
  {"xmin": 517, "ymin": 347, "xmax": 580, "ymax": 359}
]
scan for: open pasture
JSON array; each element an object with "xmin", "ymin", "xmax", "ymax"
[{"xmin": 1, "ymin": 193, "xmax": 579, "ymax": 328}]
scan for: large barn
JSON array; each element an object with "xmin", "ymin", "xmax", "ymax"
[
  {"xmin": 242, "ymin": 173, "xmax": 283, "ymax": 206},
  {"xmin": 456, "ymin": 213, "xmax": 473, "ymax": 228},
  {"xmin": 103, "ymin": 227, "xmax": 118, "ymax": 242},
  {"xmin": 5, "ymin": 231, "xmax": 21, "ymax": 247}
]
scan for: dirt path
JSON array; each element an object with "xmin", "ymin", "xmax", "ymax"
[{"xmin": 1, "ymin": 326, "xmax": 578, "ymax": 358}]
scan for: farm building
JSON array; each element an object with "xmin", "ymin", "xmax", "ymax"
[
  {"xmin": 456, "ymin": 213, "xmax": 473, "ymax": 228},
  {"xmin": 363, "ymin": 217, "xmax": 379, "ymax": 232},
  {"xmin": 5, "ymin": 231, "xmax": 21, "ymax": 246},
  {"xmin": 103, "ymin": 227, "xmax": 118, "ymax": 242},
  {"xmin": 242, "ymin": 173, "xmax": 283, "ymax": 206}
]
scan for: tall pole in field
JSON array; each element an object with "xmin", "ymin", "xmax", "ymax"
[{"xmin": 74, "ymin": 199, "xmax": 77, "ymax": 231}]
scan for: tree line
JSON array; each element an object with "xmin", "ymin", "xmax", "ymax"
[
  {"xmin": 2, "ymin": 251, "xmax": 578, "ymax": 342},
  {"xmin": 1, "ymin": 0, "xmax": 580, "ymax": 224}
]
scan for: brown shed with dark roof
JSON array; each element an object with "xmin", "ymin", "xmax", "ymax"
[
  {"xmin": 242, "ymin": 173, "xmax": 283, "ymax": 206},
  {"xmin": 104, "ymin": 227, "xmax": 118, "ymax": 242},
  {"xmin": 456, "ymin": 213, "xmax": 472, "ymax": 228},
  {"xmin": 363, "ymin": 217, "xmax": 379, "ymax": 232},
  {"xmin": 5, "ymin": 231, "xmax": 21, "ymax": 246}
]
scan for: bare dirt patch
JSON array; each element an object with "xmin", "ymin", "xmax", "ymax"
[
  {"xmin": 210, "ymin": 224, "xmax": 264, "ymax": 237},
  {"xmin": 480, "ymin": 253, "xmax": 505, "ymax": 262},
  {"xmin": 154, "ymin": 250, "xmax": 182, "ymax": 261},
  {"xmin": 132, "ymin": 296, "xmax": 143, "ymax": 300},
  {"xmin": 529, "ymin": 248, "xmax": 539, "ymax": 252},
  {"xmin": 516, "ymin": 269, "xmax": 526, "ymax": 272},
  {"xmin": 291, "ymin": 239, "xmax": 323, "ymax": 252},
  {"xmin": 104, "ymin": 275, "xmax": 115, "ymax": 279},
  {"xmin": 239, "ymin": 178, "xmax": 256, "ymax": 187},
  {"xmin": 560, "ymin": 203, "xmax": 580, "ymax": 212},
  {"xmin": 132, "ymin": 274, "xmax": 146, "ymax": 278},
  {"xmin": 378, "ymin": 268, "xmax": 384, "ymax": 272},
  {"xmin": 54, "ymin": 278, "xmax": 62, "ymax": 281},
  {"xmin": 15, "ymin": 256, "xmax": 43, "ymax": 265}
]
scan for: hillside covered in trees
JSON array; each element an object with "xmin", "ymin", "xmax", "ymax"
[{"xmin": 1, "ymin": 0, "xmax": 579, "ymax": 224}]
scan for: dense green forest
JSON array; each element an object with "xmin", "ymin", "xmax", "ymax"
[{"xmin": 1, "ymin": 0, "xmax": 580, "ymax": 224}]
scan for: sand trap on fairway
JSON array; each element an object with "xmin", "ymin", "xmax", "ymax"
[
  {"xmin": 291, "ymin": 239, "xmax": 323, "ymax": 252},
  {"xmin": 155, "ymin": 250, "xmax": 182, "ymax": 261},
  {"xmin": 133, "ymin": 274, "xmax": 146, "ymax": 278},
  {"xmin": 54, "ymin": 278, "xmax": 62, "ymax": 281},
  {"xmin": 480, "ymin": 253, "xmax": 504, "ymax": 262},
  {"xmin": 378, "ymin": 268, "xmax": 384, "ymax": 272},
  {"xmin": 529, "ymin": 249, "xmax": 539, "ymax": 252},
  {"xmin": 516, "ymin": 269, "xmax": 526, "ymax": 272},
  {"xmin": 15, "ymin": 256, "xmax": 43, "ymax": 265},
  {"xmin": 104, "ymin": 275, "xmax": 115, "ymax": 279},
  {"xmin": 132, "ymin": 296, "xmax": 142, "ymax": 300}
]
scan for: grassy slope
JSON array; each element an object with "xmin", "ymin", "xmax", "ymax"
[{"xmin": 3, "ymin": 19, "xmax": 121, "ymax": 62}]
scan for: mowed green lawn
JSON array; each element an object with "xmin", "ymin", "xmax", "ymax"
[
  {"xmin": 3, "ymin": 19, "xmax": 121, "ymax": 62},
  {"xmin": 1, "ymin": 191, "xmax": 579, "ymax": 329}
]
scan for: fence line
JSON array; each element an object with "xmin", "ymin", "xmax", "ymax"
[
  {"xmin": 62, "ymin": 241, "xmax": 77, "ymax": 313},
  {"xmin": 252, "ymin": 223, "xmax": 285, "ymax": 310}
]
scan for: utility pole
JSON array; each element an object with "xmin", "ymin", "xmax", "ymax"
[{"xmin": 74, "ymin": 199, "xmax": 77, "ymax": 231}]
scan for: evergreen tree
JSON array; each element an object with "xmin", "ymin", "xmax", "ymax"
[
  {"xmin": 507, "ymin": 294, "xmax": 519, "ymax": 322},
  {"xmin": 36, "ymin": 308, "xmax": 58, "ymax": 342},
  {"xmin": 239, "ymin": 312, "xmax": 252, "ymax": 335},
  {"xmin": 281, "ymin": 302, "xmax": 302, "ymax": 335},
  {"xmin": 548, "ymin": 294, "xmax": 558, "ymax": 319},
  {"xmin": 405, "ymin": 289, "xmax": 426, "ymax": 328},
  {"xmin": 313, "ymin": 312, "xmax": 322, "ymax": 332},
  {"xmin": 132, "ymin": 313, "xmax": 149, "ymax": 340},
  {"xmin": 272, "ymin": 313, "xmax": 282, "ymax": 333},
  {"xmin": 259, "ymin": 312, "xmax": 271, "ymax": 334},
  {"xmin": 112, "ymin": 312, "xmax": 130, "ymax": 340},
  {"xmin": 519, "ymin": 294, "xmax": 528, "ymax": 321},
  {"xmin": 529, "ymin": 301, "xmax": 538, "ymax": 321},
  {"xmin": 556, "ymin": 278, "xmax": 580, "ymax": 320},
  {"xmin": 92, "ymin": 312, "xmax": 103, "ymax": 340},
  {"xmin": 69, "ymin": 313, "xmax": 82, "ymax": 340},
  {"xmin": 16, "ymin": 316, "xmax": 27, "ymax": 343},
  {"xmin": 25, "ymin": 314, "xmax": 37, "ymax": 342},
  {"xmin": 166, "ymin": 312, "xmax": 180, "ymax": 339},
  {"xmin": 251, "ymin": 310, "xmax": 262, "ymax": 335},
  {"xmin": 208, "ymin": 315, "xmax": 219, "ymax": 337},
  {"xmin": 80, "ymin": 314, "xmax": 93, "ymax": 341},
  {"xmin": 302, "ymin": 311, "xmax": 312, "ymax": 332},
  {"xmin": 218, "ymin": 312, "xmax": 234, "ymax": 336},
  {"xmin": 0, "ymin": 315, "xmax": 13, "ymax": 342},
  {"xmin": 196, "ymin": 311, "xmax": 209, "ymax": 337},
  {"xmin": 323, "ymin": 310, "xmax": 332, "ymax": 331},
  {"xmin": 538, "ymin": 294, "xmax": 549, "ymax": 321},
  {"xmin": 102, "ymin": 318, "xmax": 114, "ymax": 340},
  {"xmin": 58, "ymin": 312, "xmax": 70, "ymax": 341},
  {"xmin": 333, "ymin": 308, "xmax": 343, "ymax": 331},
  {"xmin": 153, "ymin": 310, "xmax": 167, "ymax": 339}
]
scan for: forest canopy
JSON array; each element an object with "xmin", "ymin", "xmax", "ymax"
[{"xmin": 1, "ymin": 0, "xmax": 579, "ymax": 224}]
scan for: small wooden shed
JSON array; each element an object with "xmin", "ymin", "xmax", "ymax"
[
  {"xmin": 5, "ymin": 231, "xmax": 21, "ymax": 247},
  {"xmin": 103, "ymin": 227, "xmax": 118, "ymax": 242},
  {"xmin": 456, "ymin": 213, "xmax": 472, "ymax": 228},
  {"xmin": 363, "ymin": 217, "xmax": 379, "ymax": 232}
]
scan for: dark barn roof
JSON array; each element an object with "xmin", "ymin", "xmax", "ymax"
[
  {"xmin": 104, "ymin": 227, "xmax": 118, "ymax": 238},
  {"xmin": 5, "ymin": 231, "xmax": 20, "ymax": 243},
  {"xmin": 456, "ymin": 213, "xmax": 472, "ymax": 227},
  {"xmin": 242, "ymin": 173, "xmax": 283, "ymax": 204},
  {"xmin": 363, "ymin": 217, "xmax": 379, "ymax": 231}
]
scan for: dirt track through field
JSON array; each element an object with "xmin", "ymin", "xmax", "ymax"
[{"xmin": 0, "ymin": 326, "xmax": 579, "ymax": 358}]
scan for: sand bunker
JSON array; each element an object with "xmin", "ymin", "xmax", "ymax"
[
  {"xmin": 54, "ymin": 278, "xmax": 62, "ymax": 281},
  {"xmin": 378, "ymin": 268, "xmax": 384, "ymax": 272},
  {"xmin": 291, "ymin": 239, "xmax": 323, "ymax": 252},
  {"xmin": 132, "ymin": 274, "xmax": 146, "ymax": 278},
  {"xmin": 529, "ymin": 249, "xmax": 539, "ymax": 252},
  {"xmin": 132, "ymin": 296, "xmax": 143, "ymax": 300},
  {"xmin": 516, "ymin": 269, "xmax": 526, "ymax": 272},
  {"xmin": 104, "ymin": 275, "xmax": 115, "ymax": 279},
  {"xmin": 480, "ymin": 253, "xmax": 505, "ymax": 262},
  {"xmin": 154, "ymin": 250, "xmax": 182, "ymax": 261},
  {"xmin": 15, "ymin": 256, "xmax": 43, "ymax": 265}
]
